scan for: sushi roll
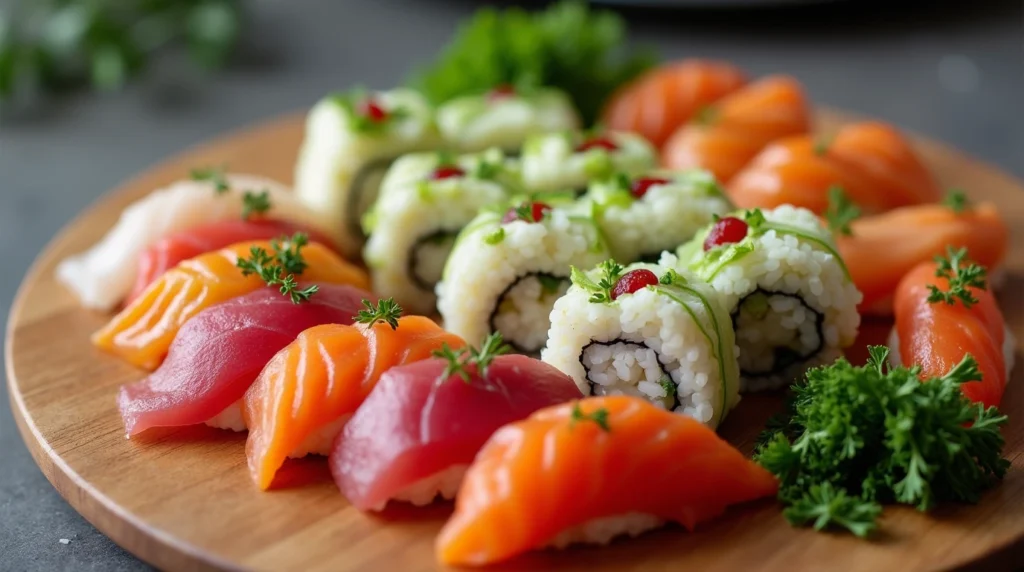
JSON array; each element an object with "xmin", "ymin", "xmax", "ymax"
[
  {"xmin": 294, "ymin": 88, "xmax": 441, "ymax": 258},
  {"xmin": 436, "ymin": 86, "xmax": 580, "ymax": 153},
  {"xmin": 437, "ymin": 198, "xmax": 610, "ymax": 354},
  {"xmin": 673, "ymin": 205, "xmax": 862, "ymax": 391},
  {"xmin": 520, "ymin": 131, "xmax": 657, "ymax": 194},
  {"xmin": 583, "ymin": 169, "xmax": 733, "ymax": 263},
  {"xmin": 362, "ymin": 149, "xmax": 516, "ymax": 314},
  {"xmin": 542, "ymin": 260, "xmax": 739, "ymax": 428}
]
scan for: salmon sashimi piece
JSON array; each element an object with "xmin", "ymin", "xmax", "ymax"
[
  {"xmin": 839, "ymin": 202, "xmax": 1008, "ymax": 315},
  {"xmin": 602, "ymin": 59, "xmax": 747, "ymax": 148},
  {"xmin": 244, "ymin": 316, "xmax": 466, "ymax": 490},
  {"xmin": 436, "ymin": 395, "xmax": 778, "ymax": 566},
  {"xmin": 892, "ymin": 259, "xmax": 1011, "ymax": 407},
  {"xmin": 728, "ymin": 121, "xmax": 939, "ymax": 214},
  {"xmin": 127, "ymin": 219, "xmax": 332, "ymax": 305},
  {"xmin": 662, "ymin": 75, "xmax": 812, "ymax": 183},
  {"xmin": 117, "ymin": 284, "xmax": 374, "ymax": 437},
  {"xmin": 93, "ymin": 240, "xmax": 369, "ymax": 370}
]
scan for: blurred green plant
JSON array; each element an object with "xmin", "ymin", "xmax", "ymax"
[{"xmin": 0, "ymin": 0, "xmax": 243, "ymax": 104}]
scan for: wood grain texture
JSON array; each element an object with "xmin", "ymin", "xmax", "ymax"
[{"xmin": 6, "ymin": 110, "xmax": 1024, "ymax": 572}]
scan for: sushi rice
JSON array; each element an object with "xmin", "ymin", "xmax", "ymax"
[
  {"xmin": 520, "ymin": 131, "xmax": 658, "ymax": 194},
  {"xmin": 374, "ymin": 465, "xmax": 468, "ymax": 511},
  {"xmin": 673, "ymin": 205, "xmax": 862, "ymax": 391},
  {"xmin": 436, "ymin": 88, "xmax": 580, "ymax": 153},
  {"xmin": 542, "ymin": 261, "xmax": 740, "ymax": 428}
]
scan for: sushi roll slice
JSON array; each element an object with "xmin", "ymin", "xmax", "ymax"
[
  {"xmin": 436, "ymin": 86, "xmax": 580, "ymax": 153},
  {"xmin": 362, "ymin": 149, "xmax": 516, "ymax": 314},
  {"xmin": 294, "ymin": 88, "xmax": 441, "ymax": 258},
  {"xmin": 542, "ymin": 260, "xmax": 739, "ymax": 428},
  {"xmin": 437, "ymin": 198, "xmax": 610, "ymax": 354},
  {"xmin": 520, "ymin": 131, "xmax": 657, "ymax": 194},
  {"xmin": 673, "ymin": 206, "xmax": 862, "ymax": 391},
  {"xmin": 583, "ymin": 169, "xmax": 733, "ymax": 263}
]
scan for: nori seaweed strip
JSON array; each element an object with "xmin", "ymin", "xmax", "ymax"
[
  {"xmin": 407, "ymin": 230, "xmax": 458, "ymax": 292},
  {"xmin": 487, "ymin": 272, "xmax": 567, "ymax": 354},
  {"xmin": 578, "ymin": 338, "xmax": 675, "ymax": 410},
  {"xmin": 346, "ymin": 157, "xmax": 398, "ymax": 241},
  {"xmin": 731, "ymin": 288, "xmax": 825, "ymax": 378}
]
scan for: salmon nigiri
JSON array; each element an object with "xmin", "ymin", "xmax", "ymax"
[
  {"xmin": 662, "ymin": 75, "xmax": 811, "ymax": 183},
  {"xmin": 838, "ymin": 199, "xmax": 1008, "ymax": 315},
  {"xmin": 436, "ymin": 395, "xmax": 778, "ymax": 566},
  {"xmin": 602, "ymin": 59, "xmax": 747, "ymax": 148},
  {"xmin": 93, "ymin": 235, "xmax": 369, "ymax": 370},
  {"xmin": 244, "ymin": 300, "xmax": 466, "ymax": 490},
  {"xmin": 729, "ymin": 121, "xmax": 941, "ymax": 214},
  {"xmin": 890, "ymin": 249, "xmax": 1014, "ymax": 407}
]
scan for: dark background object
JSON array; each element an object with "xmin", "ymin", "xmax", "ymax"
[{"xmin": 1, "ymin": 0, "xmax": 1021, "ymax": 569}]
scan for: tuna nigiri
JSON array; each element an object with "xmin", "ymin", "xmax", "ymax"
[
  {"xmin": 662, "ymin": 75, "xmax": 811, "ymax": 183},
  {"xmin": 890, "ymin": 250, "xmax": 1014, "ymax": 407},
  {"xmin": 436, "ymin": 395, "xmax": 778, "ymax": 566},
  {"xmin": 728, "ymin": 122, "xmax": 941, "ymax": 214},
  {"xmin": 838, "ymin": 200, "xmax": 1008, "ymax": 315},
  {"xmin": 93, "ymin": 237, "xmax": 369, "ymax": 370},
  {"xmin": 602, "ymin": 60, "xmax": 747, "ymax": 148},
  {"xmin": 117, "ymin": 284, "xmax": 375, "ymax": 437},
  {"xmin": 127, "ymin": 219, "xmax": 332, "ymax": 304},
  {"xmin": 331, "ymin": 339, "xmax": 583, "ymax": 511},
  {"xmin": 57, "ymin": 173, "xmax": 337, "ymax": 311},
  {"xmin": 244, "ymin": 302, "xmax": 466, "ymax": 490}
]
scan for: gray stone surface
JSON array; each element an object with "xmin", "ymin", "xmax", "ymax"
[{"xmin": 1, "ymin": 0, "xmax": 1021, "ymax": 569}]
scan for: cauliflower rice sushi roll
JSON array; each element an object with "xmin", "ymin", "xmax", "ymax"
[
  {"xmin": 583, "ymin": 169, "xmax": 733, "ymax": 263},
  {"xmin": 436, "ymin": 86, "xmax": 580, "ymax": 153},
  {"xmin": 437, "ymin": 198, "xmax": 610, "ymax": 354},
  {"xmin": 294, "ymin": 88, "xmax": 440, "ymax": 258},
  {"xmin": 520, "ymin": 131, "xmax": 657, "ymax": 194},
  {"xmin": 363, "ymin": 149, "xmax": 516, "ymax": 314},
  {"xmin": 672, "ymin": 206, "xmax": 862, "ymax": 391},
  {"xmin": 542, "ymin": 260, "xmax": 739, "ymax": 428}
]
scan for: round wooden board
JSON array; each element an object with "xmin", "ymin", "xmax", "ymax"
[{"xmin": 6, "ymin": 110, "xmax": 1024, "ymax": 572}]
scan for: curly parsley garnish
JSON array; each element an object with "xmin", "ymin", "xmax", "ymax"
[
  {"xmin": 190, "ymin": 165, "xmax": 230, "ymax": 194},
  {"xmin": 236, "ymin": 233, "xmax": 319, "ymax": 304},
  {"xmin": 432, "ymin": 332, "xmax": 512, "ymax": 383},
  {"xmin": 926, "ymin": 247, "xmax": 987, "ymax": 308},
  {"xmin": 755, "ymin": 346, "xmax": 1009, "ymax": 538},
  {"xmin": 825, "ymin": 186, "xmax": 860, "ymax": 236},
  {"xmin": 241, "ymin": 190, "xmax": 271, "ymax": 220},
  {"xmin": 354, "ymin": 298, "xmax": 402, "ymax": 330},
  {"xmin": 570, "ymin": 259, "xmax": 624, "ymax": 304},
  {"xmin": 943, "ymin": 189, "xmax": 969, "ymax": 213},
  {"xmin": 570, "ymin": 402, "xmax": 611, "ymax": 432}
]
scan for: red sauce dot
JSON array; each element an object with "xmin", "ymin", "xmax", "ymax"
[
  {"xmin": 576, "ymin": 136, "xmax": 619, "ymax": 153},
  {"xmin": 703, "ymin": 216, "xmax": 749, "ymax": 251},
  {"xmin": 502, "ymin": 201, "xmax": 552, "ymax": 224},
  {"xmin": 611, "ymin": 269, "xmax": 659, "ymax": 300},
  {"xmin": 360, "ymin": 98, "xmax": 388, "ymax": 122},
  {"xmin": 488, "ymin": 84, "xmax": 516, "ymax": 102},
  {"xmin": 630, "ymin": 177, "xmax": 670, "ymax": 199},
  {"xmin": 429, "ymin": 166, "xmax": 466, "ymax": 180}
]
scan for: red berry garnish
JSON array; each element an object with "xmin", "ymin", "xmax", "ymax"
[
  {"xmin": 488, "ymin": 84, "xmax": 516, "ymax": 102},
  {"xmin": 576, "ymin": 136, "xmax": 619, "ymax": 153},
  {"xmin": 502, "ymin": 201, "xmax": 552, "ymax": 224},
  {"xmin": 703, "ymin": 216, "xmax": 750, "ymax": 251},
  {"xmin": 611, "ymin": 269, "xmax": 659, "ymax": 300},
  {"xmin": 429, "ymin": 166, "xmax": 466, "ymax": 180},
  {"xmin": 630, "ymin": 177, "xmax": 670, "ymax": 199},
  {"xmin": 360, "ymin": 98, "xmax": 388, "ymax": 122}
]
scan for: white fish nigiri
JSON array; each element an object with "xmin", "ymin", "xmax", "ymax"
[{"xmin": 56, "ymin": 174, "xmax": 337, "ymax": 311}]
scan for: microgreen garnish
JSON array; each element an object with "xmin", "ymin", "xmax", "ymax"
[
  {"xmin": 431, "ymin": 332, "xmax": 512, "ymax": 383},
  {"xmin": 474, "ymin": 159, "xmax": 502, "ymax": 180},
  {"xmin": 943, "ymin": 189, "xmax": 969, "ymax": 213},
  {"xmin": 659, "ymin": 268, "xmax": 684, "ymax": 286},
  {"xmin": 241, "ymin": 190, "xmax": 271, "ymax": 220},
  {"xmin": 513, "ymin": 203, "xmax": 534, "ymax": 221},
  {"xmin": 570, "ymin": 402, "xmax": 611, "ymax": 432},
  {"xmin": 743, "ymin": 208, "xmax": 766, "ymax": 230},
  {"xmin": 354, "ymin": 298, "xmax": 402, "ymax": 330},
  {"xmin": 436, "ymin": 150, "xmax": 457, "ymax": 168},
  {"xmin": 570, "ymin": 260, "xmax": 625, "ymax": 304},
  {"xmin": 658, "ymin": 376, "xmax": 677, "ymax": 401},
  {"xmin": 926, "ymin": 246, "xmax": 987, "ymax": 308},
  {"xmin": 812, "ymin": 137, "xmax": 831, "ymax": 156},
  {"xmin": 825, "ymin": 186, "xmax": 860, "ymax": 236},
  {"xmin": 190, "ymin": 165, "xmax": 230, "ymax": 194},
  {"xmin": 484, "ymin": 228, "xmax": 506, "ymax": 245},
  {"xmin": 236, "ymin": 233, "xmax": 318, "ymax": 304}
]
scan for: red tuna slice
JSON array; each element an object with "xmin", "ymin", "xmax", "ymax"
[
  {"xmin": 330, "ymin": 354, "xmax": 583, "ymax": 511},
  {"xmin": 126, "ymin": 219, "xmax": 334, "ymax": 304},
  {"xmin": 117, "ymin": 284, "xmax": 375, "ymax": 437}
]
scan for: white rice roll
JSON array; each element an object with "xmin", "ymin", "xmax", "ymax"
[
  {"xmin": 583, "ymin": 169, "xmax": 733, "ymax": 263},
  {"xmin": 294, "ymin": 88, "xmax": 441, "ymax": 258},
  {"xmin": 437, "ymin": 201, "xmax": 610, "ymax": 354},
  {"xmin": 520, "ymin": 131, "xmax": 657, "ymax": 193},
  {"xmin": 672, "ymin": 205, "xmax": 862, "ymax": 391},
  {"xmin": 363, "ymin": 149, "xmax": 515, "ymax": 315},
  {"xmin": 436, "ymin": 87, "xmax": 580, "ymax": 153},
  {"xmin": 542, "ymin": 261, "xmax": 740, "ymax": 428},
  {"xmin": 56, "ymin": 174, "xmax": 332, "ymax": 311}
]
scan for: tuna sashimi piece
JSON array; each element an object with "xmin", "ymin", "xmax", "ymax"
[
  {"xmin": 127, "ymin": 219, "xmax": 333, "ymax": 304},
  {"xmin": 436, "ymin": 395, "xmax": 778, "ymax": 566},
  {"xmin": 117, "ymin": 284, "xmax": 374, "ymax": 437},
  {"xmin": 331, "ymin": 354, "xmax": 583, "ymax": 511}
]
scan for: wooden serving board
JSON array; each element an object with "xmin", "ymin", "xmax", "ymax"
[{"xmin": 6, "ymin": 110, "xmax": 1024, "ymax": 572}]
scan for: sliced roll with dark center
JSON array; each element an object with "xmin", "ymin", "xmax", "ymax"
[{"xmin": 488, "ymin": 273, "xmax": 570, "ymax": 354}]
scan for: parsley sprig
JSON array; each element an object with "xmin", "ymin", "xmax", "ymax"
[
  {"xmin": 354, "ymin": 298, "xmax": 402, "ymax": 330},
  {"xmin": 570, "ymin": 259, "xmax": 624, "ymax": 304},
  {"xmin": 241, "ymin": 190, "xmax": 271, "ymax": 220},
  {"xmin": 570, "ymin": 402, "xmax": 611, "ymax": 432},
  {"xmin": 825, "ymin": 186, "xmax": 860, "ymax": 236},
  {"xmin": 926, "ymin": 247, "xmax": 987, "ymax": 309},
  {"xmin": 755, "ymin": 347, "xmax": 1009, "ymax": 537},
  {"xmin": 432, "ymin": 332, "xmax": 512, "ymax": 383},
  {"xmin": 190, "ymin": 165, "xmax": 230, "ymax": 194},
  {"xmin": 943, "ymin": 189, "xmax": 969, "ymax": 213},
  {"xmin": 236, "ymin": 233, "xmax": 318, "ymax": 304}
]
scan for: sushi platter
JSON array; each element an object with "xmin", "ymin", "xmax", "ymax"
[{"xmin": 6, "ymin": 2, "xmax": 1024, "ymax": 570}]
